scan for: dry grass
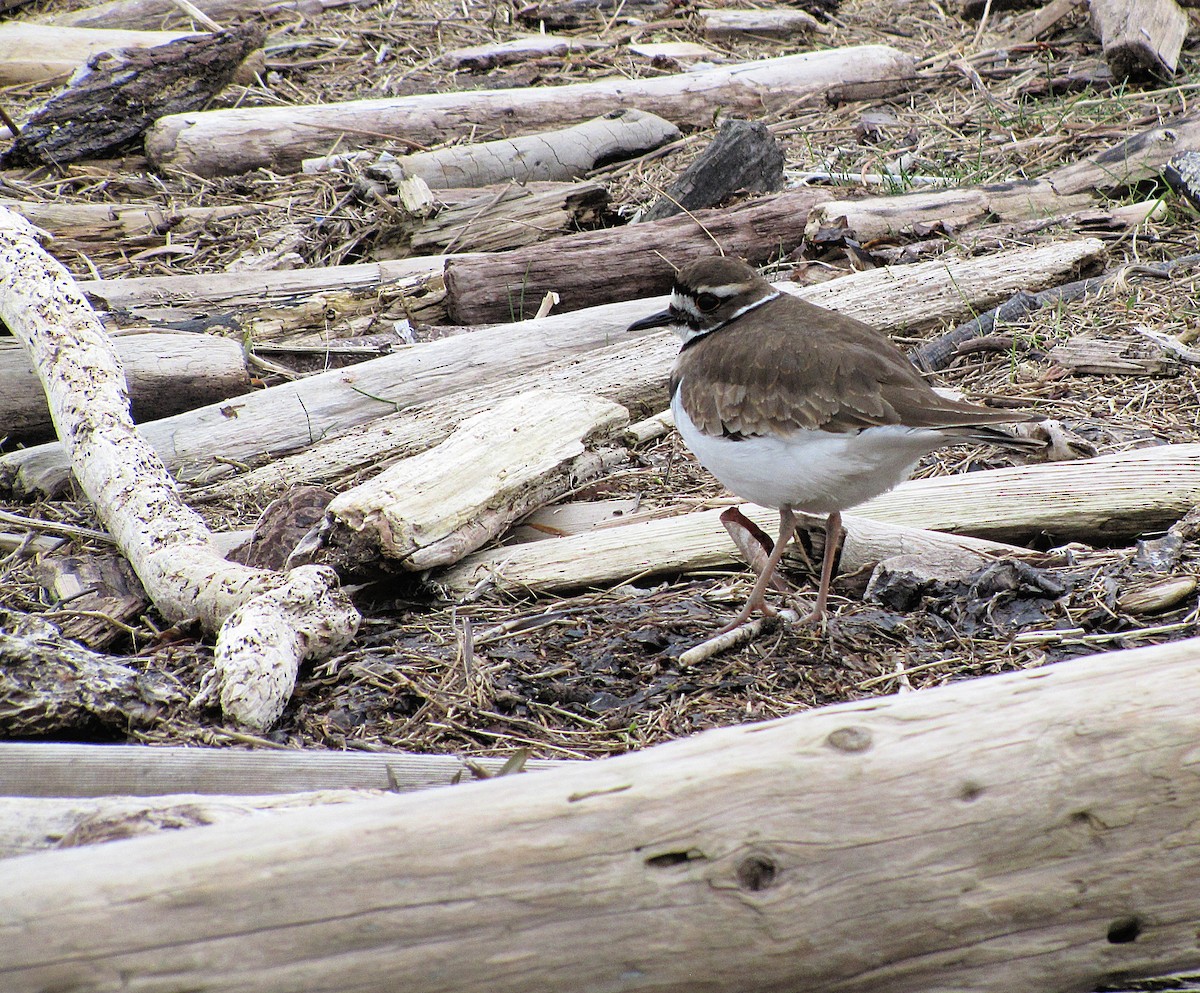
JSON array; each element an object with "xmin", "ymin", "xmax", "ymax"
[{"xmin": 2, "ymin": 0, "xmax": 1199, "ymax": 764}]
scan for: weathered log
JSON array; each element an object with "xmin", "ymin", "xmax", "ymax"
[
  {"xmin": 516, "ymin": 0, "xmax": 669, "ymax": 28},
  {"xmin": 443, "ymin": 187, "xmax": 833, "ymax": 322},
  {"xmin": 366, "ymin": 109, "xmax": 679, "ymax": 189},
  {"xmin": 34, "ymin": 0, "xmax": 377, "ymax": 28},
  {"xmin": 144, "ymin": 46, "xmax": 916, "ymax": 176},
  {"xmin": 0, "ymin": 209, "xmax": 358, "ymax": 731},
  {"xmin": 309, "ymin": 392, "xmax": 629, "ymax": 573},
  {"xmin": 32, "ymin": 552, "xmax": 148, "ymax": 650},
  {"xmin": 1046, "ymin": 336, "xmax": 1180, "ymax": 376},
  {"xmin": 439, "ymin": 33, "xmax": 607, "ymax": 70},
  {"xmin": 0, "ymin": 332, "xmax": 251, "ymax": 444},
  {"xmin": 1089, "ymin": 0, "xmax": 1188, "ymax": 78},
  {"xmin": 410, "ymin": 181, "xmax": 610, "ymax": 255},
  {"xmin": 0, "ymin": 23, "xmax": 194, "ymax": 85},
  {"xmin": 437, "ymin": 503, "xmax": 1034, "ymax": 598},
  {"xmin": 78, "ymin": 254, "xmax": 455, "ymax": 329},
  {"xmin": 0, "ymin": 238, "xmax": 1104, "ymax": 499},
  {"xmin": 4, "ymin": 634, "xmax": 1200, "ymax": 992},
  {"xmin": 699, "ymin": 7, "xmax": 821, "ymax": 38},
  {"xmin": 639, "ymin": 119, "xmax": 784, "ymax": 222},
  {"xmin": 3, "ymin": 27, "xmax": 265, "ymax": 168},
  {"xmin": 0, "ymin": 742, "xmax": 559, "ymax": 799},
  {"xmin": 437, "ymin": 444, "xmax": 1199, "ymax": 596},
  {"xmin": 1046, "ymin": 114, "xmax": 1200, "ymax": 196}
]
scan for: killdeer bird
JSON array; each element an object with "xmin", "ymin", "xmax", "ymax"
[{"xmin": 627, "ymin": 256, "xmax": 1041, "ymax": 631}]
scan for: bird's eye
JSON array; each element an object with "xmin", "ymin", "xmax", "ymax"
[{"xmin": 695, "ymin": 292, "xmax": 721, "ymax": 312}]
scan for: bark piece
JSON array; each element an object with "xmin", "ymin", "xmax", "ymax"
[
  {"xmin": 0, "ymin": 238, "xmax": 1105, "ymax": 500},
  {"xmin": 34, "ymin": 0, "xmax": 378, "ymax": 29},
  {"xmin": 640, "ymin": 119, "xmax": 784, "ymax": 222},
  {"xmin": 0, "ymin": 208, "xmax": 358, "ymax": 731},
  {"xmin": 3, "ymin": 27, "xmax": 265, "ymax": 168},
  {"xmin": 699, "ymin": 7, "xmax": 821, "ymax": 38},
  {"xmin": 144, "ymin": 46, "xmax": 917, "ymax": 177},
  {"xmin": 410, "ymin": 181, "xmax": 608, "ymax": 255},
  {"xmin": 351, "ymin": 109, "xmax": 681, "ymax": 189},
  {"xmin": 0, "ymin": 23, "xmax": 196, "ymax": 85},
  {"xmin": 309, "ymin": 392, "xmax": 630, "ymax": 573},
  {"xmin": 1089, "ymin": 0, "xmax": 1188, "ymax": 79},
  {"xmin": 439, "ymin": 33, "xmax": 607, "ymax": 70},
  {"xmin": 0, "ymin": 331, "xmax": 252, "ymax": 445},
  {"xmin": 7, "ymin": 634, "xmax": 1200, "ymax": 992},
  {"xmin": 33, "ymin": 553, "xmax": 148, "ymax": 650},
  {"xmin": 0, "ymin": 611, "xmax": 185, "ymax": 737}
]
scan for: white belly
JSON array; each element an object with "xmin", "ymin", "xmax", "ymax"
[{"xmin": 672, "ymin": 390, "xmax": 950, "ymax": 513}]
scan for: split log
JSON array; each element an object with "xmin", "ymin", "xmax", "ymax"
[
  {"xmin": 443, "ymin": 187, "xmax": 834, "ymax": 322},
  {"xmin": 308, "ymin": 392, "xmax": 629, "ymax": 573},
  {"xmin": 34, "ymin": 0, "xmax": 378, "ymax": 28},
  {"xmin": 1, "ymin": 239, "xmax": 1102, "ymax": 500},
  {"xmin": 335, "ymin": 109, "xmax": 680, "ymax": 189},
  {"xmin": 699, "ymin": 7, "xmax": 821, "ymax": 38},
  {"xmin": 0, "ymin": 742, "xmax": 560, "ymax": 799},
  {"xmin": 437, "ymin": 504, "xmax": 1034, "ymax": 598},
  {"xmin": 437, "ymin": 444, "xmax": 1200, "ymax": 596},
  {"xmin": 439, "ymin": 33, "xmax": 607, "ymax": 70},
  {"xmin": 639, "ymin": 118, "xmax": 784, "ymax": 222},
  {"xmin": 3, "ymin": 27, "xmax": 266, "ymax": 168},
  {"xmin": 5, "ymin": 634, "xmax": 1200, "ymax": 991},
  {"xmin": 0, "ymin": 331, "xmax": 252, "ymax": 444},
  {"xmin": 0, "ymin": 209, "xmax": 358, "ymax": 731},
  {"xmin": 32, "ymin": 553, "xmax": 148, "ymax": 649},
  {"xmin": 144, "ymin": 46, "xmax": 917, "ymax": 177},
  {"xmin": 1089, "ymin": 0, "xmax": 1188, "ymax": 79},
  {"xmin": 0, "ymin": 23, "xmax": 195, "ymax": 85},
  {"xmin": 1046, "ymin": 336, "xmax": 1180, "ymax": 376},
  {"xmin": 410, "ymin": 181, "xmax": 609, "ymax": 254}
]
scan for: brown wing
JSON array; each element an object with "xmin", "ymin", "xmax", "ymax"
[{"xmin": 674, "ymin": 293, "xmax": 1033, "ymax": 438}]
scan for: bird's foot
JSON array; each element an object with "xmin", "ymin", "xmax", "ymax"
[{"xmin": 717, "ymin": 594, "xmax": 777, "ymax": 634}]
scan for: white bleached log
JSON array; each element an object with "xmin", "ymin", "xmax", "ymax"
[
  {"xmin": 4, "ymin": 635, "xmax": 1200, "ymax": 991},
  {"xmin": 0, "ymin": 209, "xmax": 358, "ymax": 730},
  {"xmin": 34, "ymin": 0, "xmax": 375, "ymax": 28},
  {"xmin": 144, "ymin": 46, "xmax": 916, "ymax": 176},
  {"xmin": 1089, "ymin": 0, "xmax": 1188, "ymax": 78}
]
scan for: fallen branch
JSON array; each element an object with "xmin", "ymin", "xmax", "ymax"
[
  {"xmin": 5, "ymin": 634, "xmax": 1200, "ymax": 991},
  {"xmin": 0, "ymin": 209, "xmax": 358, "ymax": 730},
  {"xmin": 144, "ymin": 46, "xmax": 916, "ymax": 176}
]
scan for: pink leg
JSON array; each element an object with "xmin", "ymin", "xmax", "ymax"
[
  {"xmin": 800, "ymin": 510, "xmax": 842, "ymax": 625},
  {"xmin": 721, "ymin": 506, "xmax": 796, "ymax": 632}
]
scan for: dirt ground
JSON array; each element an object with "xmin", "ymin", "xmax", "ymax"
[{"xmin": 1, "ymin": 0, "xmax": 1199, "ymax": 761}]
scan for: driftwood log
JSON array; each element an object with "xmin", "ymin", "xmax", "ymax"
[
  {"xmin": 0, "ymin": 208, "xmax": 358, "ymax": 731},
  {"xmin": 0, "ymin": 331, "xmax": 251, "ymax": 444},
  {"xmin": 438, "ymin": 32, "xmax": 607, "ymax": 70},
  {"xmin": 4, "ymin": 634, "xmax": 1200, "ymax": 991},
  {"xmin": 0, "ymin": 238, "xmax": 1104, "ymax": 499},
  {"xmin": 34, "ymin": 0, "xmax": 377, "ymax": 27},
  {"xmin": 144, "ymin": 46, "xmax": 916, "ymax": 176},
  {"xmin": 699, "ymin": 6, "xmax": 821, "ymax": 38}
]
